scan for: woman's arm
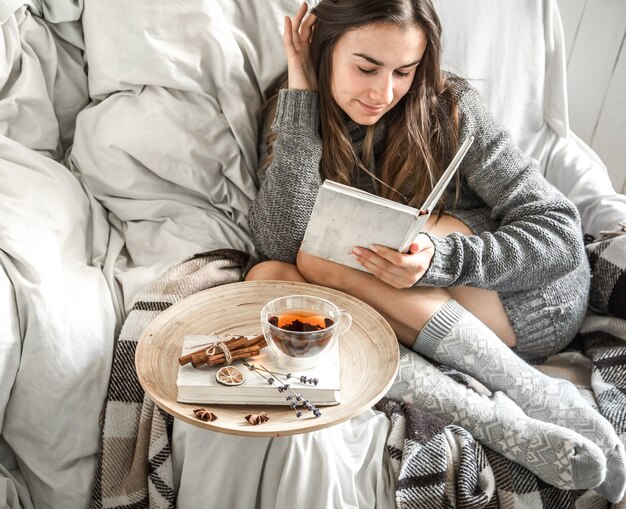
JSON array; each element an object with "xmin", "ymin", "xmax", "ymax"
[
  {"xmin": 419, "ymin": 78, "xmax": 586, "ymax": 293},
  {"xmin": 248, "ymin": 89, "xmax": 323, "ymax": 263}
]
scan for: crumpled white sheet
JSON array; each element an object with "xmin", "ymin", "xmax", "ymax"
[
  {"xmin": 0, "ymin": 3, "xmax": 115, "ymax": 508},
  {"xmin": 0, "ymin": 437, "xmax": 32, "ymax": 509},
  {"xmin": 1, "ymin": 0, "xmax": 625, "ymax": 508},
  {"xmin": 0, "ymin": 135, "xmax": 115, "ymax": 509},
  {"xmin": 0, "ymin": 0, "xmax": 87, "ymax": 158},
  {"xmin": 172, "ymin": 408, "xmax": 395, "ymax": 509},
  {"xmin": 67, "ymin": 0, "xmax": 298, "ymax": 315}
]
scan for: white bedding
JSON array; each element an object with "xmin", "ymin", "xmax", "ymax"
[
  {"xmin": 0, "ymin": 137, "xmax": 115, "ymax": 508},
  {"xmin": 0, "ymin": 0, "xmax": 625, "ymax": 508},
  {"xmin": 71, "ymin": 0, "xmax": 274, "ymax": 313},
  {"xmin": 172, "ymin": 409, "xmax": 395, "ymax": 508}
]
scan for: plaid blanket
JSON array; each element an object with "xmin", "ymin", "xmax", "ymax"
[
  {"xmin": 375, "ymin": 234, "xmax": 626, "ymax": 509},
  {"xmin": 91, "ymin": 237, "xmax": 626, "ymax": 509},
  {"xmin": 587, "ymin": 226, "xmax": 626, "ymax": 320},
  {"xmin": 90, "ymin": 249, "xmax": 251, "ymax": 509},
  {"xmin": 374, "ymin": 322, "xmax": 625, "ymax": 509}
]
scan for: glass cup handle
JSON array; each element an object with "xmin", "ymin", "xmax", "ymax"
[{"xmin": 339, "ymin": 310, "xmax": 352, "ymax": 335}]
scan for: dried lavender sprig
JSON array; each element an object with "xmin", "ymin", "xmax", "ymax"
[
  {"xmin": 243, "ymin": 361, "xmax": 321, "ymax": 418},
  {"xmin": 245, "ymin": 365, "xmax": 319, "ymax": 386},
  {"xmin": 256, "ymin": 363, "xmax": 322, "ymax": 418},
  {"xmin": 242, "ymin": 361, "xmax": 313, "ymax": 418}
]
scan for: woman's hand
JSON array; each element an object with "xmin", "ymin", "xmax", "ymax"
[
  {"xmin": 283, "ymin": 3, "xmax": 318, "ymax": 91},
  {"xmin": 350, "ymin": 234, "xmax": 435, "ymax": 288}
]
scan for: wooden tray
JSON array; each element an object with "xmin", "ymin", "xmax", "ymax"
[{"xmin": 136, "ymin": 280, "xmax": 398, "ymax": 437}]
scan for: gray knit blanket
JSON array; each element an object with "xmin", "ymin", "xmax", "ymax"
[{"xmin": 91, "ymin": 236, "xmax": 626, "ymax": 509}]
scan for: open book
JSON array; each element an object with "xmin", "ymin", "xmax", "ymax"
[
  {"xmin": 177, "ymin": 335, "xmax": 341, "ymax": 405},
  {"xmin": 300, "ymin": 136, "xmax": 474, "ymax": 271}
]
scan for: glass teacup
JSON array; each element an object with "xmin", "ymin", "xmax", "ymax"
[{"xmin": 261, "ymin": 295, "xmax": 352, "ymax": 370}]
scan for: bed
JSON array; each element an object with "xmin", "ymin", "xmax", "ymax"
[{"xmin": 1, "ymin": 0, "xmax": 625, "ymax": 508}]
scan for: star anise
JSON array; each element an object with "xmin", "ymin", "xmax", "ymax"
[
  {"xmin": 193, "ymin": 407, "xmax": 217, "ymax": 422},
  {"xmin": 245, "ymin": 412, "xmax": 270, "ymax": 425}
]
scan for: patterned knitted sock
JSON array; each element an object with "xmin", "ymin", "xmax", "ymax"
[
  {"xmin": 414, "ymin": 299, "xmax": 626, "ymax": 503},
  {"xmin": 387, "ymin": 345, "xmax": 606, "ymax": 491}
]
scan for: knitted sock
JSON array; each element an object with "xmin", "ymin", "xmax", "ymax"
[
  {"xmin": 387, "ymin": 345, "xmax": 606, "ymax": 491},
  {"xmin": 414, "ymin": 299, "xmax": 626, "ymax": 503}
]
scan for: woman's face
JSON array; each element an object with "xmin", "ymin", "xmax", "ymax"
[{"xmin": 330, "ymin": 23, "xmax": 427, "ymax": 126}]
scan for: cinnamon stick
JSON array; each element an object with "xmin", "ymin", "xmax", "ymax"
[
  {"xmin": 244, "ymin": 334, "xmax": 266, "ymax": 348},
  {"xmin": 179, "ymin": 335, "xmax": 250, "ymax": 366},
  {"xmin": 205, "ymin": 346, "xmax": 262, "ymax": 367},
  {"xmin": 190, "ymin": 336, "xmax": 267, "ymax": 368},
  {"xmin": 189, "ymin": 340, "xmax": 244, "ymax": 367}
]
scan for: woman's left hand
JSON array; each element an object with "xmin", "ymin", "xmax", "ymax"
[{"xmin": 350, "ymin": 234, "xmax": 435, "ymax": 288}]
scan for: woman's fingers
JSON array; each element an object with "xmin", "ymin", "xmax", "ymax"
[
  {"xmin": 291, "ymin": 3, "xmax": 309, "ymax": 51},
  {"xmin": 350, "ymin": 244, "xmax": 432, "ymax": 288},
  {"xmin": 350, "ymin": 248, "xmax": 407, "ymax": 288},
  {"xmin": 283, "ymin": 3, "xmax": 317, "ymax": 91},
  {"xmin": 300, "ymin": 12, "xmax": 317, "ymax": 43},
  {"xmin": 283, "ymin": 16, "xmax": 294, "ymax": 55},
  {"xmin": 292, "ymin": 2, "xmax": 309, "ymax": 27},
  {"xmin": 370, "ymin": 244, "xmax": 407, "ymax": 266}
]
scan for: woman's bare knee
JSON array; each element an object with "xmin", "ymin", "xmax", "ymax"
[
  {"xmin": 296, "ymin": 250, "xmax": 346, "ymax": 287},
  {"xmin": 245, "ymin": 260, "xmax": 306, "ymax": 282},
  {"xmin": 424, "ymin": 215, "xmax": 517, "ymax": 346}
]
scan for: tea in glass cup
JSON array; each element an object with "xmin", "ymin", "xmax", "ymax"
[{"xmin": 261, "ymin": 295, "xmax": 352, "ymax": 370}]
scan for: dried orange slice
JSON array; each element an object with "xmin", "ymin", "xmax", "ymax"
[{"xmin": 216, "ymin": 366, "xmax": 245, "ymax": 386}]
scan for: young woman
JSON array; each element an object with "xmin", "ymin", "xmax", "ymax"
[{"xmin": 246, "ymin": 0, "xmax": 625, "ymax": 501}]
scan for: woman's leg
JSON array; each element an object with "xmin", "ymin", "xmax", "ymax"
[
  {"xmin": 295, "ymin": 214, "xmax": 516, "ymax": 347},
  {"xmin": 246, "ymin": 215, "xmax": 617, "ymax": 495},
  {"xmin": 388, "ymin": 344, "xmax": 605, "ymax": 491},
  {"xmin": 245, "ymin": 215, "xmax": 487, "ymax": 342},
  {"xmin": 246, "ymin": 253, "xmax": 609, "ymax": 492},
  {"xmin": 414, "ymin": 299, "xmax": 625, "ymax": 502},
  {"xmin": 245, "ymin": 260, "xmax": 307, "ymax": 283}
]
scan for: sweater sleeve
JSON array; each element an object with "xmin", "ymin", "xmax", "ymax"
[
  {"xmin": 248, "ymin": 89, "xmax": 323, "ymax": 264},
  {"xmin": 418, "ymin": 79, "xmax": 586, "ymax": 292}
]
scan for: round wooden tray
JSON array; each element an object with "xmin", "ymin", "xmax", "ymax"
[{"xmin": 136, "ymin": 280, "xmax": 399, "ymax": 437}]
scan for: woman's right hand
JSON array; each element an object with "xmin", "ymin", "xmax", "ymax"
[{"xmin": 284, "ymin": 3, "xmax": 318, "ymax": 91}]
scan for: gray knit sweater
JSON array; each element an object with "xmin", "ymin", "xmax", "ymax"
[{"xmin": 248, "ymin": 75, "xmax": 586, "ymax": 294}]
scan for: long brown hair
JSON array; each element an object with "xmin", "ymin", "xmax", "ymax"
[{"xmin": 261, "ymin": 0, "xmax": 459, "ymax": 208}]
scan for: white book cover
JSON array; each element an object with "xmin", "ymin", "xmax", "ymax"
[
  {"xmin": 176, "ymin": 335, "xmax": 341, "ymax": 405},
  {"xmin": 300, "ymin": 136, "xmax": 474, "ymax": 271},
  {"xmin": 301, "ymin": 181, "xmax": 427, "ymax": 270}
]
